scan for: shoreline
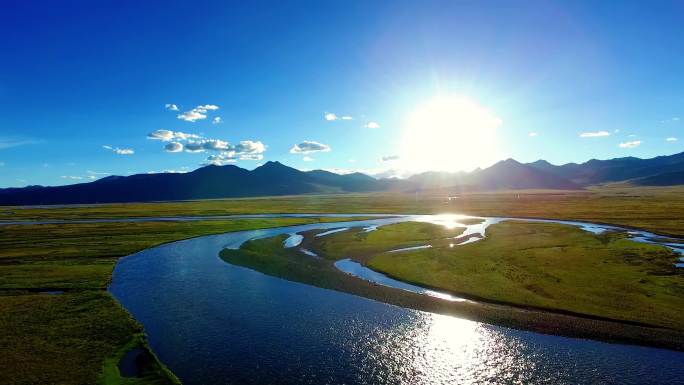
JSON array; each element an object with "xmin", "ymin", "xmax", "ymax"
[
  {"xmin": 222, "ymin": 227, "xmax": 684, "ymax": 352},
  {"xmin": 225, "ymin": 247, "xmax": 684, "ymax": 352}
]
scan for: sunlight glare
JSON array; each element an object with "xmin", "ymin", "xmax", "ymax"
[{"xmin": 400, "ymin": 96, "xmax": 502, "ymax": 173}]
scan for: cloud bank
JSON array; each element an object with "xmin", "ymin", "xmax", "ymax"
[{"xmin": 147, "ymin": 129, "xmax": 201, "ymax": 141}]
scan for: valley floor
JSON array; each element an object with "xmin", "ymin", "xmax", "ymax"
[
  {"xmin": 221, "ymin": 220, "xmax": 684, "ymax": 350},
  {"xmin": 0, "ymin": 217, "xmax": 361, "ymax": 385},
  {"xmin": 3, "ymin": 185, "xmax": 684, "ymax": 237},
  {"xmin": 2, "ymin": 186, "xmax": 684, "ymax": 384}
]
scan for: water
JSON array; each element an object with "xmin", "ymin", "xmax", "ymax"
[
  {"xmin": 388, "ymin": 245, "xmax": 432, "ymax": 253},
  {"xmin": 299, "ymin": 248, "xmax": 319, "ymax": 257},
  {"xmin": 316, "ymin": 227, "xmax": 350, "ymax": 237},
  {"xmin": 335, "ymin": 258, "xmax": 468, "ymax": 302},
  {"xmin": 109, "ymin": 215, "xmax": 684, "ymax": 385},
  {"xmin": 283, "ymin": 233, "xmax": 303, "ymax": 248}
]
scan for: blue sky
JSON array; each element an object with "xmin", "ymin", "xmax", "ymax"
[{"xmin": 1, "ymin": 1, "xmax": 683, "ymax": 187}]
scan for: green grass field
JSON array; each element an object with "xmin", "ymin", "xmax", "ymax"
[
  {"xmin": 0, "ymin": 216, "xmax": 362, "ymax": 385},
  {"xmin": 3, "ymin": 186, "xmax": 684, "ymax": 237},
  {"xmin": 226, "ymin": 220, "xmax": 684, "ymax": 330},
  {"xmin": 363, "ymin": 221, "xmax": 684, "ymax": 329},
  {"xmin": 3, "ymin": 187, "xmax": 684, "ymax": 383}
]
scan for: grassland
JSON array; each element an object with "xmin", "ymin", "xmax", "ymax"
[
  {"xmin": 363, "ymin": 221, "xmax": 684, "ymax": 329},
  {"xmin": 221, "ymin": 220, "xmax": 684, "ymax": 349},
  {"xmin": 304, "ymin": 221, "xmax": 468, "ymax": 261},
  {"xmin": 0, "ymin": 216, "xmax": 363, "ymax": 385},
  {"xmin": 3, "ymin": 186, "xmax": 684, "ymax": 237},
  {"xmin": 3, "ymin": 186, "xmax": 684, "ymax": 383}
]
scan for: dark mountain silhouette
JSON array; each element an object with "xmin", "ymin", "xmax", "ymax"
[
  {"xmin": 2, "ymin": 152, "xmax": 684, "ymax": 206},
  {"xmin": 406, "ymin": 159, "xmax": 579, "ymax": 191},
  {"xmin": 0, "ymin": 161, "xmax": 386, "ymax": 205},
  {"xmin": 526, "ymin": 152, "xmax": 684, "ymax": 185},
  {"xmin": 631, "ymin": 171, "xmax": 684, "ymax": 186},
  {"xmin": 466, "ymin": 159, "xmax": 580, "ymax": 190}
]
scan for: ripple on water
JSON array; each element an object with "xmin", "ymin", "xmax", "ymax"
[{"xmin": 110, "ymin": 214, "xmax": 684, "ymax": 385}]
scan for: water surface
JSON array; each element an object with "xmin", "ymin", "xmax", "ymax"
[{"xmin": 110, "ymin": 215, "xmax": 684, "ymax": 385}]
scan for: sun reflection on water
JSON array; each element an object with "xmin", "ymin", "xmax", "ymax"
[
  {"xmin": 350, "ymin": 311, "xmax": 536, "ymax": 385},
  {"xmin": 416, "ymin": 214, "xmax": 482, "ymax": 230}
]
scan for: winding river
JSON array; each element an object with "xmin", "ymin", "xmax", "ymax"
[{"xmin": 109, "ymin": 215, "xmax": 684, "ymax": 385}]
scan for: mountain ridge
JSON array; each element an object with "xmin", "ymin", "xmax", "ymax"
[{"xmin": 1, "ymin": 151, "xmax": 683, "ymax": 205}]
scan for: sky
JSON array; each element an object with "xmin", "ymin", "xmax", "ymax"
[{"xmin": 1, "ymin": 0, "xmax": 683, "ymax": 187}]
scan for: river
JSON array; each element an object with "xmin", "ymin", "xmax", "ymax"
[{"xmin": 109, "ymin": 215, "xmax": 684, "ymax": 385}]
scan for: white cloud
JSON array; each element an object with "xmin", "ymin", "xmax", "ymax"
[
  {"xmin": 87, "ymin": 170, "xmax": 110, "ymax": 175},
  {"xmin": 666, "ymin": 137, "xmax": 678, "ymax": 142},
  {"xmin": 212, "ymin": 116, "xmax": 222, "ymax": 124},
  {"xmin": 528, "ymin": 132, "xmax": 538, "ymax": 137},
  {"xmin": 61, "ymin": 175, "xmax": 83, "ymax": 180},
  {"xmin": 348, "ymin": 158, "xmax": 356, "ymax": 163},
  {"xmin": 177, "ymin": 110, "xmax": 206, "ymax": 122},
  {"xmin": 627, "ymin": 134, "xmax": 637, "ymax": 138},
  {"xmin": 290, "ymin": 141, "xmax": 331, "ymax": 154},
  {"xmin": 165, "ymin": 142, "xmax": 184, "ymax": 152},
  {"xmin": 103, "ymin": 145, "xmax": 134, "ymax": 155},
  {"xmin": 165, "ymin": 103, "xmax": 179, "ymax": 111},
  {"xmin": 239, "ymin": 153, "xmax": 264, "ymax": 161},
  {"xmin": 204, "ymin": 152, "xmax": 237, "ymax": 165},
  {"xmin": 579, "ymin": 131, "xmax": 610, "ymax": 138},
  {"xmin": 182, "ymin": 139, "xmax": 228, "ymax": 152},
  {"xmin": 147, "ymin": 129, "xmax": 201, "ymax": 141},
  {"xmin": 234, "ymin": 140, "xmax": 266, "ymax": 156},
  {"xmin": 201, "ymin": 140, "xmax": 266, "ymax": 164},
  {"xmin": 365, "ymin": 121, "xmax": 380, "ymax": 129},
  {"xmin": 303, "ymin": 156, "xmax": 314, "ymax": 162},
  {"xmin": 368, "ymin": 168, "xmax": 408, "ymax": 179},
  {"xmin": 381, "ymin": 155, "xmax": 400, "ymax": 162},
  {"xmin": 202, "ymin": 139, "xmax": 231, "ymax": 151},
  {"xmin": 0, "ymin": 137, "xmax": 39, "ymax": 149},
  {"xmin": 177, "ymin": 104, "xmax": 220, "ymax": 122},
  {"xmin": 184, "ymin": 138, "xmax": 266, "ymax": 159},
  {"xmin": 324, "ymin": 112, "xmax": 338, "ymax": 121},
  {"xmin": 86, "ymin": 170, "xmax": 110, "ymax": 180},
  {"xmin": 341, "ymin": 116, "xmax": 353, "ymax": 120},
  {"xmin": 614, "ymin": 129, "xmax": 620, "ymax": 133},
  {"xmin": 619, "ymin": 140, "xmax": 641, "ymax": 149}
]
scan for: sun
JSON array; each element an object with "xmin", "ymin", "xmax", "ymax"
[{"xmin": 399, "ymin": 96, "xmax": 502, "ymax": 173}]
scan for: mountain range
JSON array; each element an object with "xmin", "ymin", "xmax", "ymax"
[{"xmin": 1, "ymin": 151, "xmax": 683, "ymax": 205}]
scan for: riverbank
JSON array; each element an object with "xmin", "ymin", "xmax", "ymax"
[
  {"xmin": 220, "ymin": 220, "xmax": 684, "ymax": 351},
  {"xmin": 0, "ymin": 216, "xmax": 365, "ymax": 385}
]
